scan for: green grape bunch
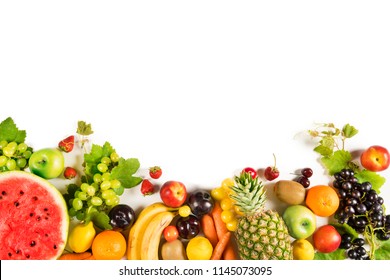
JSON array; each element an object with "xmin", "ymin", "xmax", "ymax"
[
  {"xmin": 63, "ymin": 140, "xmax": 142, "ymax": 230},
  {"xmin": 0, "ymin": 118, "xmax": 33, "ymax": 172}
]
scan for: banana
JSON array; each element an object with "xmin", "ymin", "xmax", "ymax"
[
  {"xmin": 140, "ymin": 211, "xmax": 175, "ymax": 260},
  {"xmin": 127, "ymin": 202, "xmax": 172, "ymax": 260}
]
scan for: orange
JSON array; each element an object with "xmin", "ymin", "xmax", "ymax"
[
  {"xmin": 305, "ymin": 185, "xmax": 339, "ymax": 217},
  {"xmin": 91, "ymin": 230, "xmax": 126, "ymax": 260}
]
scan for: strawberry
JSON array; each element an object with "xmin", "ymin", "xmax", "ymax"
[
  {"xmin": 141, "ymin": 179, "xmax": 155, "ymax": 196},
  {"xmin": 149, "ymin": 166, "xmax": 162, "ymax": 179},
  {"xmin": 64, "ymin": 167, "xmax": 77, "ymax": 179},
  {"xmin": 58, "ymin": 135, "xmax": 75, "ymax": 153}
]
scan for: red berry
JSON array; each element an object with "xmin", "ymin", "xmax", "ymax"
[
  {"xmin": 63, "ymin": 167, "xmax": 77, "ymax": 179},
  {"xmin": 264, "ymin": 154, "xmax": 280, "ymax": 181},
  {"xmin": 297, "ymin": 176, "xmax": 310, "ymax": 188},
  {"xmin": 149, "ymin": 166, "xmax": 162, "ymax": 179},
  {"xmin": 301, "ymin": 168, "xmax": 313, "ymax": 178},
  {"xmin": 58, "ymin": 135, "xmax": 75, "ymax": 153},
  {"xmin": 141, "ymin": 179, "xmax": 155, "ymax": 196},
  {"xmin": 264, "ymin": 166, "xmax": 279, "ymax": 181},
  {"xmin": 242, "ymin": 167, "xmax": 258, "ymax": 179}
]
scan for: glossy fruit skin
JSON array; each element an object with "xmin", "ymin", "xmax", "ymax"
[
  {"xmin": 176, "ymin": 215, "xmax": 200, "ymax": 239},
  {"xmin": 160, "ymin": 181, "xmax": 187, "ymax": 207},
  {"xmin": 149, "ymin": 166, "xmax": 162, "ymax": 179},
  {"xmin": 264, "ymin": 166, "xmax": 279, "ymax": 181},
  {"xmin": 360, "ymin": 145, "xmax": 390, "ymax": 172},
  {"xmin": 141, "ymin": 179, "xmax": 154, "ymax": 196},
  {"xmin": 63, "ymin": 166, "xmax": 77, "ymax": 179},
  {"xmin": 282, "ymin": 205, "xmax": 316, "ymax": 239},
  {"xmin": 28, "ymin": 148, "xmax": 65, "ymax": 179},
  {"xmin": 58, "ymin": 135, "xmax": 74, "ymax": 153},
  {"xmin": 242, "ymin": 167, "xmax": 257, "ymax": 179},
  {"xmin": 163, "ymin": 225, "xmax": 179, "ymax": 242},
  {"xmin": 187, "ymin": 190, "xmax": 214, "ymax": 217},
  {"xmin": 312, "ymin": 225, "xmax": 341, "ymax": 253},
  {"xmin": 292, "ymin": 239, "xmax": 315, "ymax": 260},
  {"xmin": 186, "ymin": 236, "xmax": 213, "ymax": 260},
  {"xmin": 108, "ymin": 204, "xmax": 136, "ymax": 231},
  {"xmin": 68, "ymin": 221, "xmax": 96, "ymax": 253}
]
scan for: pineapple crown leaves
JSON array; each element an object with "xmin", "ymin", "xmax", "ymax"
[{"xmin": 230, "ymin": 172, "xmax": 267, "ymax": 215}]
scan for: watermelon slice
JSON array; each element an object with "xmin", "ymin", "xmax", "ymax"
[{"xmin": 0, "ymin": 171, "xmax": 69, "ymax": 260}]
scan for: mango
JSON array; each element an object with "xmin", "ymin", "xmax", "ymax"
[{"xmin": 274, "ymin": 180, "xmax": 306, "ymax": 205}]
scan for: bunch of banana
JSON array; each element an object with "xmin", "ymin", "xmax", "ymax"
[{"xmin": 127, "ymin": 202, "xmax": 177, "ymax": 260}]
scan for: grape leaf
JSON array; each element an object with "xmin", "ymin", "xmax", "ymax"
[
  {"xmin": 314, "ymin": 249, "xmax": 346, "ymax": 260},
  {"xmin": 332, "ymin": 223, "xmax": 359, "ymax": 239},
  {"xmin": 84, "ymin": 142, "xmax": 115, "ymax": 177},
  {"xmin": 77, "ymin": 120, "xmax": 94, "ymax": 136},
  {"xmin": 111, "ymin": 158, "xmax": 142, "ymax": 188},
  {"xmin": 0, "ymin": 117, "xmax": 26, "ymax": 143},
  {"xmin": 375, "ymin": 239, "xmax": 390, "ymax": 260},
  {"xmin": 91, "ymin": 212, "xmax": 112, "ymax": 230},
  {"xmin": 355, "ymin": 169, "xmax": 386, "ymax": 194},
  {"xmin": 342, "ymin": 124, "xmax": 358, "ymax": 138},
  {"xmin": 321, "ymin": 150, "xmax": 352, "ymax": 175}
]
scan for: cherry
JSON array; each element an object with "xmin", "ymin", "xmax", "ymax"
[{"xmin": 264, "ymin": 154, "xmax": 279, "ymax": 181}]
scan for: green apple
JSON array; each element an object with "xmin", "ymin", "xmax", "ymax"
[
  {"xmin": 282, "ymin": 205, "xmax": 316, "ymax": 239},
  {"xmin": 29, "ymin": 148, "xmax": 65, "ymax": 179}
]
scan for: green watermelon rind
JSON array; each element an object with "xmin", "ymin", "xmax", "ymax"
[{"xmin": 0, "ymin": 170, "xmax": 69, "ymax": 260}]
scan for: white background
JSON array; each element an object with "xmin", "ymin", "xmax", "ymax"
[{"xmin": 1, "ymin": 0, "xmax": 390, "ymax": 277}]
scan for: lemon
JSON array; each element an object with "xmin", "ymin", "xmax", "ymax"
[
  {"xmin": 292, "ymin": 239, "xmax": 315, "ymax": 260},
  {"xmin": 186, "ymin": 236, "xmax": 213, "ymax": 260},
  {"xmin": 68, "ymin": 221, "xmax": 96, "ymax": 253}
]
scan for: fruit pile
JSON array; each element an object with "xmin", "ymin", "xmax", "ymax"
[{"xmin": 1, "ymin": 118, "xmax": 390, "ymax": 260}]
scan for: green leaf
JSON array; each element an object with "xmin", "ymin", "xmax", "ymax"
[
  {"xmin": 83, "ymin": 142, "xmax": 115, "ymax": 178},
  {"xmin": 314, "ymin": 145, "xmax": 333, "ymax": 157},
  {"xmin": 314, "ymin": 249, "xmax": 346, "ymax": 260},
  {"xmin": 332, "ymin": 223, "xmax": 359, "ymax": 239},
  {"xmin": 342, "ymin": 124, "xmax": 358, "ymax": 138},
  {"xmin": 0, "ymin": 117, "xmax": 26, "ymax": 143},
  {"xmin": 92, "ymin": 212, "xmax": 112, "ymax": 230},
  {"xmin": 375, "ymin": 239, "xmax": 390, "ymax": 260},
  {"xmin": 77, "ymin": 121, "xmax": 94, "ymax": 136},
  {"xmin": 355, "ymin": 169, "xmax": 386, "ymax": 194},
  {"xmin": 111, "ymin": 158, "xmax": 142, "ymax": 188},
  {"xmin": 321, "ymin": 150, "xmax": 352, "ymax": 175}
]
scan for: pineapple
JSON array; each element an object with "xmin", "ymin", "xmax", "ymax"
[{"xmin": 230, "ymin": 172, "xmax": 292, "ymax": 260}]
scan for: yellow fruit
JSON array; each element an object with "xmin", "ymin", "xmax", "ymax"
[
  {"xmin": 221, "ymin": 210, "xmax": 234, "ymax": 223},
  {"xmin": 211, "ymin": 187, "xmax": 226, "ymax": 201},
  {"xmin": 178, "ymin": 205, "xmax": 191, "ymax": 217},
  {"xmin": 220, "ymin": 197, "xmax": 234, "ymax": 210},
  {"xmin": 68, "ymin": 221, "xmax": 96, "ymax": 253},
  {"xmin": 186, "ymin": 236, "xmax": 213, "ymax": 260},
  {"xmin": 226, "ymin": 218, "xmax": 238, "ymax": 231},
  {"xmin": 292, "ymin": 239, "xmax": 315, "ymax": 260},
  {"xmin": 221, "ymin": 178, "xmax": 234, "ymax": 189}
]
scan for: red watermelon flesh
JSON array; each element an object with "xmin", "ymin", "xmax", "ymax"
[{"xmin": 0, "ymin": 171, "xmax": 69, "ymax": 260}]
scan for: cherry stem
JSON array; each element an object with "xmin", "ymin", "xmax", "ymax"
[{"xmin": 272, "ymin": 153, "xmax": 277, "ymax": 168}]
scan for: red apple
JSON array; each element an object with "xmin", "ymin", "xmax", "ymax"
[
  {"xmin": 360, "ymin": 145, "xmax": 390, "ymax": 172},
  {"xmin": 160, "ymin": 181, "xmax": 187, "ymax": 207},
  {"xmin": 312, "ymin": 225, "xmax": 341, "ymax": 253}
]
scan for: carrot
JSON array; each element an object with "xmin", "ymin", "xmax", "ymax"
[
  {"xmin": 210, "ymin": 201, "xmax": 228, "ymax": 240},
  {"xmin": 58, "ymin": 251, "xmax": 93, "ymax": 260},
  {"xmin": 210, "ymin": 231, "xmax": 231, "ymax": 260},
  {"xmin": 201, "ymin": 214, "xmax": 219, "ymax": 248},
  {"xmin": 222, "ymin": 236, "xmax": 239, "ymax": 260}
]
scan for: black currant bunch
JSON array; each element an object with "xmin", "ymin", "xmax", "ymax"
[
  {"xmin": 339, "ymin": 234, "xmax": 370, "ymax": 260},
  {"xmin": 333, "ymin": 168, "xmax": 390, "ymax": 259}
]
